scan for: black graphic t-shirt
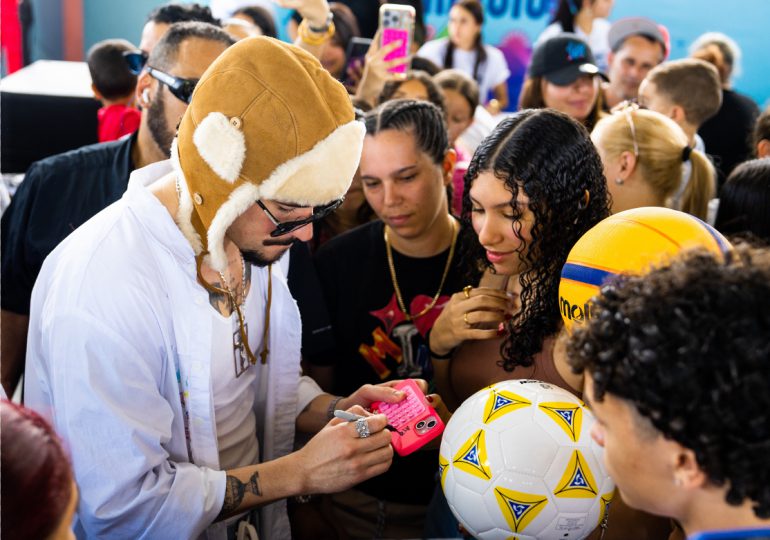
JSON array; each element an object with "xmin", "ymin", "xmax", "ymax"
[{"xmin": 310, "ymin": 220, "xmax": 465, "ymax": 505}]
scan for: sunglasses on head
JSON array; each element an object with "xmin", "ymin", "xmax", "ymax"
[
  {"xmin": 147, "ymin": 66, "xmax": 198, "ymax": 104},
  {"xmin": 122, "ymin": 50, "xmax": 148, "ymax": 75},
  {"xmin": 257, "ymin": 199, "xmax": 344, "ymax": 237}
]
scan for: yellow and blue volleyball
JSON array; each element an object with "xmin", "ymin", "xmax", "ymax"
[{"xmin": 559, "ymin": 207, "xmax": 732, "ymax": 332}]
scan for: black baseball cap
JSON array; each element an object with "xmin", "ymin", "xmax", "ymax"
[{"xmin": 528, "ymin": 34, "xmax": 607, "ymax": 86}]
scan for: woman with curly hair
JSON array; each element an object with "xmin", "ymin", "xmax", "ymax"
[
  {"xmin": 569, "ymin": 245, "xmax": 770, "ymax": 535},
  {"xmin": 427, "ymin": 108, "xmax": 610, "ymax": 409}
]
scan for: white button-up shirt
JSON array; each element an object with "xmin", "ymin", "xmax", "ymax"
[{"xmin": 24, "ymin": 161, "xmax": 322, "ymax": 539}]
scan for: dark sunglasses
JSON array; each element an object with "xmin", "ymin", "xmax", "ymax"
[
  {"xmin": 257, "ymin": 199, "xmax": 344, "ymax": 237},
  {"xmin": 146, "ymin": 66, "xmax": 198, "ymax": 104},
  {"xmin": 122, "ymin": 50, "xmax": 148, "ymax": 75}
]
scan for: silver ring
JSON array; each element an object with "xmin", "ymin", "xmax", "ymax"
[{"xmin": 355, "ymin": 417, "xmax": 371, "ymax": 438}]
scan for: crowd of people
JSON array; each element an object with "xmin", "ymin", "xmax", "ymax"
[{"xmin": 2, "ymin": 0, "xmax": 770, "ymax": 539}]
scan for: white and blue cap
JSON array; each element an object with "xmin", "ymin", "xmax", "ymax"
[{"xmin": 528, "ymin": 33, "xmax": 608, "ymax": 86}]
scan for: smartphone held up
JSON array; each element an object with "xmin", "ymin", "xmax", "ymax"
[{"xmin": 379, "ymin": 3, "xmax": 415, "ymax": 75}]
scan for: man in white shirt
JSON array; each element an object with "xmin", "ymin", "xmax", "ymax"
[{"xmin": 24, "ymin": 36, "xmax": 410, "ymax": 540}]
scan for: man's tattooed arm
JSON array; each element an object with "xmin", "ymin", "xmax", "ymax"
[{"xmin": 217, "ymin": 470, "xmax": 263, "ymax": 520}]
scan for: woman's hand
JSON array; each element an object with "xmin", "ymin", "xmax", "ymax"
[
  {"xmin": 354, "ymin": 31, "xmax": 411, "ymax": 107},
  {"xmin": 273, "ymin": 0, "xmax": 330, "ymax": 29},
  {"xmin": 429, "ymin": 286, "xmax": 516, "ymax": 357}
]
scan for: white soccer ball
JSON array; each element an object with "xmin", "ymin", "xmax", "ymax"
[{"xmin": 440, "ymin": 379, "xmax": 614, "ymax": 540}]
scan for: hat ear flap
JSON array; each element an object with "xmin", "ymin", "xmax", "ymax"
[{"xmin": 193, "ymin": 112, "xmax": 246, "ymax": 184}]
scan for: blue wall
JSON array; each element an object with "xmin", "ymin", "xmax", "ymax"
[
  {"xmin": 28, "ymin": 0, "xmax": 770, "ymax": 109},
  {"xmin": 422, "ymin": 0, "xmax": 770, "ymax": 109}
]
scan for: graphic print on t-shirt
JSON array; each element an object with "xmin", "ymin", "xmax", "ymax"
[{"xmin": 359, "ymin": 292, "xmax": 449, "ymax": 380}]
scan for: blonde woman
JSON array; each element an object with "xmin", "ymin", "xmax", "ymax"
[{"xmin": 591, "ymin": 105, "xmax": 715, "ymax": 217}]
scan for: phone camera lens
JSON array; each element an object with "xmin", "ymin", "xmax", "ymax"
[
  {"xmin": 427, "ymin": 420, "xmax": 436, "ymax": 428},
  {"xmin": 416, "ymin": 420, "xmax": 426, "ymax": 429}
]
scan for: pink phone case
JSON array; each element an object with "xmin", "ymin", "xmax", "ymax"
[
  {"xmin": 380, "ymin": 5, "xmax": 414, "ymax": 75},
  {"xmin": 371, "ymin": 379, "xmax": 445, "ymax": 456}
]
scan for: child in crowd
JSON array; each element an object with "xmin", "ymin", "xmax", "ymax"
[
  {"xmin": 637, "ymin": 58, "xmax": 721, "ymax": 219},
  {"xmin": 434, "ymin": 69, "xmax": 480, "ymax": 215},
  {"xmin": 519, "ymin": 34, "xmax": 606, "ymax": 132},
  {"xmin": 592, "ymin": 105, "xmax": 715, "ymax": 216},
  {"xmin": 86, "ymin": 38, "xmax": 141, "ymax": 142},
  {"xmin": 569, "ymin": 245, "xmax": 770, "ymax": 537},
  {"xmin": 417, "ymin": 0, "xmax": 510, "ymax": 112}
]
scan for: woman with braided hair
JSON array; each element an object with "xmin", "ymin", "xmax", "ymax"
[{"xmin": 307, "ymin": 98, "xmax": 463, "ymax": 537}]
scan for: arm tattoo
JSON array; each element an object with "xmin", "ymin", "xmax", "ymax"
[{"xmin": 218, "ymin": 471, "xmax": 262, "ymax": 519}]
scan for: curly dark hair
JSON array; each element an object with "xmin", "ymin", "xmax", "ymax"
[
  {"xmin": 568, "ymin": 245, "xmax": 770, "ymax": 518},
  {"xmin": 459, "ymin": 108, "xmax": 610, "ymax": 371}
]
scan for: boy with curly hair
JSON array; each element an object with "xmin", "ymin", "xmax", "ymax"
[{"xmin": 568, "ymin": 245, "xmax": 770, "ymax": 536}]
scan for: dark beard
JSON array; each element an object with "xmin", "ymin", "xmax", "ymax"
[
  {"xmin": 147, "ymin": 88, "xmax": 175, "ymax": 158},
  {"xmin": 241, "ymin": 240, "xmax": 294, "ymax": 267}
]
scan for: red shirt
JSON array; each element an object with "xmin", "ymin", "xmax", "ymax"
[{"xmin": 97, "ymin": 104, "xmax": 140, "ymax": 142}]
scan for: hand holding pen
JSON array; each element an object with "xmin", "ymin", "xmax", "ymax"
[{"xmin": 334, "ymin": 410, "xmax": 397, "ymax": 436}]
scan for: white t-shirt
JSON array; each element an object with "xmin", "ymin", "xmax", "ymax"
[
  {"xmin": 534, "ymin": 18, "xmax": 611, "ymax": 72},
  {"xmin": 211, "ymin": 272, "xmax": 265, "ymax": 471},
  {"xmin": 417, "ymin": 37, "xmax": 511, "ymax": 104}
]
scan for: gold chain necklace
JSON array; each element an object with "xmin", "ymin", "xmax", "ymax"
[
  {"xmin": 178, "ymin": 176, "xmax": 270, "ymax": 368},
  {"xmin": 384, "ymin": 218, "xmax": 458, "ymax": 322}
]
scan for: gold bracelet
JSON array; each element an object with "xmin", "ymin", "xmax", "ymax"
[{"xmin": 298, "ymin": 19, "xmax": 335, "ymax": 46}]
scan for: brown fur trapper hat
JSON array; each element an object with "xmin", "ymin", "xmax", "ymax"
[{"xmin": 171, "ymin": 36, "xmax": 364, "ymax": 272}]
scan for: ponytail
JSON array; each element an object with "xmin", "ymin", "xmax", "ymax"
[
  {"xmin": 681, "ymin": 149, "xmax": 716, "ymax": 220},
  {"xmin": 550, "ymin": 0, "xmax": 579, "ymax": 33},
  {"xmin": 471, "ymin": 34, "xmax": 487, "ymax": 85}
]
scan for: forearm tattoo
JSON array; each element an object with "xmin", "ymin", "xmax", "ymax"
[{"xmin": 218, "ymin": 470, "xmax": 262, "ymax": 518}]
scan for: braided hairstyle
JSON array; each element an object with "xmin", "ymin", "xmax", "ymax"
[
  {"xmin": 364, "ymin": 99, "xmax": 449, "ymax": 165},
  {"xmin": 458, "ymin": 108, "xmax": 610, "ymax": 371},
  {"xmin": 444, "ymin": 0, "xmax": 487, "ymax": 86}
]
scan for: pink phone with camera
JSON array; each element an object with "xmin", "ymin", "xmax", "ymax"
[
  {"xmin": 379, "ymin": 4, "xmax": 415, "ymax": 75},
  {"xmin": 371, "ymin": 379, "xmax": 444, "ymax": 456}
]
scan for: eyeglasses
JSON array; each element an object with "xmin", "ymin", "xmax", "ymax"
[
  {"xmin": 122, "ymin": 50, "xmax": 148, "ymax": 75},
  {"xmin": 147, "ymin": 66, "xmax": 199, "ymax": 104},
  {"xmin": 257, "ymin": 199, "xmax": 344, "ymax": 237}
]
